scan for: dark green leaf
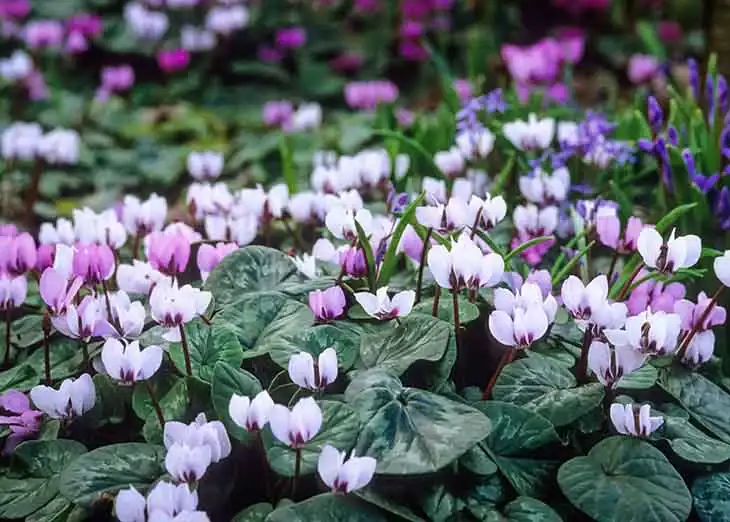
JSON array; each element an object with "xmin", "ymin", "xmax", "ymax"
[
  {"xmin": 266, "ymin": 493, "xmax": 387, "ymax": 522},
  {"xmin": 360, "ymin": 314, "xmax": 450, "ymax": 375},
  {"xmin": 558, "ymin": 436, "xmax": 691, "ymax": 522},
  {"xmin": 23, "ymin": 339, "xmax": 84, "ymax": 382},
  {"xmin": 378, "ymin": 193, "xmax": 425, "ymax": 286},
  {"xmin": 662, "ymin": 415, "xmax": 730, "ymax": 464},
  {"xmin": 412, "ymin": 297, "xmax": 481, "ymax": 325},
  {"xmin": 693, "ymin": 473, "xmax": 730, "ymax": 522},
  {"xmin": 484, "ymin": 497, "xmax": 563, "ymax": 522},
  {"xmin": 268, "ymin": 323, "xmax": 361, "ymax": 371},
  {"xmin": 60, "ymin": 443, "xmax": 165, "ymax": 506},
  {"xmin": 0, "ymin": 364, "xmax": 38, "ymax": 393},
  {"xmin": 233, "ymin": 503, "xmax": 274, "ymax": 522},
  {"xmin": 493, "ymin": 357, "xmax": 604, "ymax": 427},
  {"xmin": 170, "ymin": 321, "xmax": 243, "ymax": 383},
  {"xmin": 142, "ymin": 379, "xmax": 190, "ymax": 444},
  {"xmin": 345, "ymin": 370, "xmax": 491, "ymax": 474}
]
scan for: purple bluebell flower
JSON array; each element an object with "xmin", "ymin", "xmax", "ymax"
[
  {"xmin": 648, "ymin": 96, "xmax": 663, "ymax": 135},
  {"xmin": 707, "ymin": 74, "xmax": 716, "ymax": 127},
  {"xmin": 688, "ymin": 58, "xmax": 700, "ymax": 100},
  {"xmin": 719, "ymin": 75, "xmax": 729, "ymax": 116},
  {"xmin": 714, "ymin": 187, "xmax": 730, "ymax": 230},
  {"xmin": 667, "ymin": 126, "xmax": 679, "ymax": 146},
  {"xmin": 682, "ymin": 148, "xmax": 719, "ymax": 193}
]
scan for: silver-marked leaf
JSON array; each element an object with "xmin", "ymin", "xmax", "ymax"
[
  {"xmin": 213, "ymin": 293, "xmax": 313, "ymax": 359},
  {"xmin": 693, "ymin": 472, "xmax": 730, "ymax": 522},
  {"xmin": 662, "ymin": 415, "xmax": 730, "ymax": 464},
  {"xmin": 0, "ymin": 364, "xmax": 38, "ymax": 393},
  {"xmin": 268, "ymin": 323, "xmax": 361, "ymax": 372},
  {"xmin": 59, "ymin": 443, "xmax": 165, "ymax": 506},
  {"xmin": 266, "ymin": 493, "xmax": 387, "ymax": 522},
  {"xmin": 170, "ymin": 320, "xmax": 243, "ymax": 383},
  {"xmin": 142, "ymin": 378, "xmax": 190, "ymax": 444},
  {"xmin": 412, "ymin": 296, "xmax": 480, "ymax": 325},
  {"xmin": 483, "ymin": 496, "xmax": 563, "ymax": 522},
  {"xmin": 492, "ymin": 357, "xmax": 604, "ymax": 427},
  {"xmin": 617, "ymin": 364, "xmax": 658, "ymax": 390},
  {"xmin": 558, "ymin": 436, "xmax": 691, "ymax": 522},
  {"xmin": 345, "ymin": 369, "xmax": 491, "ymax": 474}
]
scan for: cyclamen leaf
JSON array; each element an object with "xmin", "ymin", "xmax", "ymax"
[
  {"xmin": 558, "ymin": 436, "xmax": 691, "ymax": 522},
  {"xmin": 693, "ymin": 472, "xmax": 730, "ymax": 522},
  {"xmin": 169, "ymin": 320, "xmax": 243, "ymax": 383},
  {"xmin": 266, "ymin": 493, "xmax": 387, "ymax": 522}
]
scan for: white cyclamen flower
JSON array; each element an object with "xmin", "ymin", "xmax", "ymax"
[
  {"xmin": 318, "ymin": 444, "xmax": 377, "ymax": 494},
  {"xmin": 269, "ymin": 397, "xmax": 323, "ymax": 448},
  {"xmin": 288, "ymin": 349, "xmax": 338, "ymax": 391},
  {"xmin": 354, "ymin": 287, "xmax": 415, "ymax": 320},
  {"xmin": 561, "ymin": 275, "xmax": 608, "ymax": 321},
  {"xmin": 503, "ymin": 113, "xmax": 555, "ymax": 151},
  {"xmin": 187, "ymin": 151, "xmax": 223, "ymax": 181},
  {"xmin": 714, "ymin": 250, "xmax": 730, "ymax": 287},
  {"xmin": 610, "ymin": 403, "xmax": 663, "ymax": 437},
  {"xmin": 164, "ymin": 413, "xmax": 231, "ymax": 463},
  {"xmin": 604, "ymin": 309, "xmax": 682, "ymax": 357},
  {"xmin": 30, "ymin": 374, "xmax": 96, "ymax": 419},
  {"xmin": 100, "ymin": 339, "xmax": 163, "ymax": 384},
  {"xmin": 637, "ymin": 227, "xmax": 701, "ymax": 273},
  {"xmin": 587, "ymin": 341, "xmax": 646, "ymax": 388},
  {"xmin": 228, "ymin": 390, "xmax": 275, "ymax": 432}
]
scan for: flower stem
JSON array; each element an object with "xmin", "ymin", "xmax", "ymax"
[
  {"xmin": 256, "ymin": 430, "xmax": 272, "ymax": 500},
  {"xmin": 676, "ymin": 286, "xmax": 724, "ymax": 359},
  {"xmin": 431, "ymin": 286, "xmax": 441, "ymax": 317},
  {"xmin": 415, "ymin": 228, "xmax": 433, "ymax": 304},
  {"xmin": 42, "ymin": 311, "xmax": 52, "ymax": 385},
  {"xmin": 575, "ymin": 329, "xmax": 594, "ymax": 384},
  {"xmin": 483, "ymin": 347, "xmax": 515, "ymax": 400},
  {"xmin": 3, "ymin": 308, "xmax": 11, "ymax": 368},
  {"xmin": 606, "ymin": 250, "xmax": 619, "ymax": 283},
  {"xmin": 143, "ymin": 380, "xmax": 165, "ymax": 428},
  {"xmin": 452, "ymin": 290, "xmax": 462, "ymax": 353},
  {"xmin": 179, "ymin": 324, "xmax": 192, "ymax": 376},
  {"xmin": 292, "ymin": 447, "xmax": 302, "ymax": 498},
  {"xmin": 615, "ymin": 262, "xmax": 644, "ymax": 301}
]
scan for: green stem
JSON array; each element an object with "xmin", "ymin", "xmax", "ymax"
[
  {"xmin": 143, "ymin": 380, "xmax": 165, "ymax": 428},
  {"xmin": 179, "ymin": 324, "xmax": 192, "ymax": 376},
  {"xmin": 415, "ymin": 228, "xmax": 433, "ymax": 304}
]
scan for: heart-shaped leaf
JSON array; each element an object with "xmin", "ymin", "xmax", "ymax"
[
  {"xmin": 60, "ymin": 443, "xmax": 165, "ymax": 506},
  {"xmin": 268, "ymin": 323, "xmax": 361, "ymax": 372},
  {"xmin": 661, "ymin": 415, "xmax": 730, "ymax": 464},
  {"xmin": 265, "ymin": 400, "xmax": 360, "ymax": 477},
  {"xmin": 483, "ymin": 497, "xmax": 563, "ymax": 522},
  {"xmin": 412, "ymin": 296, "xmax": 480, "ymax": 325},
  {"xmin": 213, "ymin": 293, "xmax": 313, "ymax": 359},
  {"xmin": 142, "ymin": 378, "xmax": 190, "ymax": 444},
  {"xmin": 170, "ymin": 321, "xmax": 243, "ymax": 383},
  {"xmin": 558, "ymin": 436, "xmax": 691, "ymax": 522},
  {"xmin": 493, "ymin": 356, "xmax": 604, "ymax": 427},
  {"xmin": 360, "ymin": 315, "xmax": 450, "ymax": 376},
  {"xmin": 204, "ymin": 246, "xmax": 303, "ymax": 306},
  {"xmin": 345, "ymin": 369, "xmax": 491, "ymax": 474},
  {"xmin": 266, "ymin": 493, "xmax": 387, "ymax": 522},
  {"xmin": 211, "ymin": 362, "xmax": 262, "ymax": 443},
  {"xmin": 659, "ymin": 367, "xmax": 730, "ymax": 444}
]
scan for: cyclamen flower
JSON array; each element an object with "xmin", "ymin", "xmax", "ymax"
[
  {"xmin": 605, "ymin": 309, "xmax": 681, "ymax": 357},
  {"xmin": 228, "ymin": 390, "xmax": 275, "ymax": 432},
  {"xmin": 38, "ymin": 128, "xmax": 80, "ymax": 165},
  {"xmin": 51, "ymin": 295, "xmax": 112, "ymax": 341},
  {"xmin": 145, "ymin": 232, "xmax": 191, "ymax": 276},
  {"xmin": 122, "ymin": 194, "xmax": 167, "ymax": 236},
  {"xmin": 116, "ymin": 481, "xmax": 207, "ymax": 522},
  {"xmin": 269, "ymin": 397, "xmax": 322, "ymax": 448},
  {"xmin": 0, "ymin": 390, "xmax": 42, "ymax": 455},
  {"xmin": 513, "ymin": 204, "xmax": 558, "ymax": 237},
  {"xmin": 610, "ymin": 403, "xmax": 663, "ymax": 437},
  {"xmin": 73, "ymin": 208, "xmax": 127, "ymax": 249},
  {"xmin": 100, "ymin": 339, "xmax": 163, "ymax": 384},
  {"xmin": 519, "ymin": 167, "xmax": 570, "ymax": 205},
  {"xmin": 0, "ymin": 275, "xmax": 26, "ymax": 310},
  {"xmin": 561, "ymin": 275, "xmax": 608, "ymax": 321},
  {"xmin": 165, "ymin": 442, "xmax": 212, "ymax": 484},
  {"xmin": 1, "ymin": 122, "xmax": 42, "ymax": 161},
  {"xmin": 309, "ymin": 287, "xmax": 346, "ymax": 322},
  {"xmin": 354, "ymin": 287, "xmax": 415, "ymax": 320},
  {"xmin": 489, "ymin": 282, "xmax": 558, "ymax": 349},
  {"xmin": 40, "ymin": 268, "xmax": 83, "ymax": 316},
  {"xmin": 73, "ymin": 244, "xmax": 115, "ymax": 285},
  {"xmin": 0, "ymin": 232, "xmax": 36, "ymax": 276},
  {"xmin": 637, "ymin": 228, "xmax": 701, "ymax": 273},
  {"xmin": 469, "ymin": 194, "xmax": 507, "ymax": 230},
  {"xmin": 715, "ymin": 250, "xmax": 730, "ymax": 287},
  {"xmin": 29, "ymin": 374, "xmax": 95, "ymax": 419},
  {"xmin": 427, "ymin": 234, "xmax": 505, "ymax": 291},
  {"xmin": 187, "ymin": 151, "xmax": 223, "ymax": 181},
  {"xmin": 117, "ymin": 260, "xmax": 169, "ymax": 296},
  {"xmin": 104, "ymin": 291, "xmax": 146, "ymax": 338},
  {"xmin": 325, "ymin": 207, "xmax": 373, "ymax": 240},
  {"xmin": 293, "ymin": 253, "xmax": 318, "ymax": 279},
  {"xmin": 503, "ymin": 114, "xmax": 555, "ymax": 151},
  {"xmin": 587, "ymin": 341, "xmax": 646, "ymax": 388},
  {"xmin": 416, "ymin": 199, "xmax": 470, "ymax": 232},
  {"xmin": 157, "ymin": 49, "xmax": 190, "ymax": 73},
  {"xmin": 318, "ymin": 444, "xmax": 376, "ymax": 494},
  {"xmin": 288, "ymin": 349, "xmax": 338, "ymax": 391},
  {"xmin": 197, "ymin": 243, "xmax": 237, "ymax": 282},
  {"xmin": 434, "ymin": 147, "xmax": 465, "ymax": 177},
  {"xmin": 39, "ymin": 217, "xmax": 75, "ymax": 245},
  {"xmin": 149, "ymin": 280, "xmax": 212, "ymax": 341},
  {"xmin": 596, "ymin": 212, "xmax": 644, "ymax": 253},
  {"xmin": 455, "ymin": 128, "xmax": 495, "ymax": 160},
  {"xmin": 164, "ymin": 413, "xmax": 231, "ymax": 464}
]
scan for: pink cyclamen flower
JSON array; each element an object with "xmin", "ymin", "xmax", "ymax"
[
  {"xmin": 0, "ymin": 232, "xmax": 36, "ymax": 277},
  {"xmin": 596, "ymin": 213, "xmax": 645, "ymax": 253},
  {"xmin": 146, "ymin": 231, "xmax": 191, "ymax": 276},
  {"xmin": 399, "ymin": 39, "xmax": 428, "ymax": 62},
  {"xmin": 39, "ymin": 269, "xmax": 83, "ymax": 316},
  {"xmin": 627, "ymin": 54, "xmax": 660, "ymax": 84},
  {"xmin": 354, "ymin": 287, "xmax": 415, "ymax": 320},
  {"xmin": 157, "ymin": 49, "xmax": 190, "ymax": 73},
  {"xmin": 73, "ymin": 244, "xmax": 115, "ymax": 285},
  {"xmin": 65, "ymin": 31, "xmax": 88, "ymax": 54},
  {"xmin": 262, "ymin": 101, "xmax": 294, "ymax": 127},
  {"xmin": 453, "ymin": 79, "xmax": 472, "ymax": 104},
  {"xmin": 309, "ymin": 287, "xmax": 346, "ymax": 322},
  {"xmin": 197, "ymin": 242, "xmax": 237, "ymax": 282},
  {"xmin": 0, "ymin": 224, "xmax": 18, "ymax": 237},
  {"xmin": 626, "ymin": 272, "xmax": 685, "ymax": 316},
  {"xmin": 66, "ymin": 13, "xmax": 103, "ymax": 37},
  {"xmin": 101, "ymin": 65, "xmax": 135, "ymax": 93},
  {"xmin": 675, "ymin": 292, "xmax": 727, "ymax": 333},
  {"xmin": 396, "ymin": 108, "xmax": 415, "ymax": 128},
  {"xmin": 658, "ymin": 21, "xmax": 682, "ymax": 43},
  {"xmin": 275, "ymin": 27, "xmax": 306, "ymax": 50},
  {"xmin": 556, "ymin": 32, "xmax": 585, "ymax": 65},
  {"xmin": 0, "ymin": 390, "xmax": 41, "ymax": 454},
  {"xmin": 24, "ymin": 20, "xmax": 64, "ymax": 49},
  {"xmin": 344, "ymin": 81, "xmax": 399, "ymax": 111}
]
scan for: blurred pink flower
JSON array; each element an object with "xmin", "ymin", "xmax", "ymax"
[
  {"xmin": 0, "ymin": 0, "xmax": 29, "ymax": 20},
  {"xmin": 24, "ymin": 20, "xmax": 64, "ymax": 49},
  {"xmin": 0, "ymin": 390, "xmax": 41, "ymax": 455},
  {"xmin": 330, "ymin": 52, "xmax": 364, "ymax": 73},
  {"xmin": 627, "ymin": 54, "xmax": 660, "ymax": 84},
  {"xmin": 344, "ymin": 80, "xmax": 399, "ymax": 111},
  {"xmin": 454, "ymin": 79, "xmax": 472, "ymax": 104},
  {"xmin": 658, "ymin": 21, "xmax": 682, "ymax": 43},
  {"xmin": 275, "ymin": 27, "xmax": 306, "ymax": 50},
  {"xmin": 157, "ymin": 49, "xmax": 190, "ymax": 73},
  {"xmin": 66, "ymin": 13, "xmax": 103, "ymax": 37}
]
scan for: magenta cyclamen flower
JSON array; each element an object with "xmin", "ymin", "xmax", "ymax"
[
  {"xmin": 24, "ymin": 20, "xmax": 64, "ymax": 49},
  {"xmin": 66, "ymin": 13, "xmax": 103, "ymax": 37},
  {"xmin": 627, "ymin": 54, "xmax": 660, "ymax": 85},
  {"xmin": 0, "ymin": 0, "xmax": 30, "ymax": 20},
  {"xmin": 675, "ymin": 292, "xmax": 727, "ymax": 332},
  {"xmin": 197, "ymin": 242, "xmax": 237, "ymax": 282},
  {"xmin": 262, "ymin": 101, "xmax": 294, "ymax": 127},
  {"xmin": 0, "ymin": 390, "xmax": 41, "ymax": 454},
  {"xmin": 275, "ymin": 27, "xmax": 306, "ymax": 50},
  {"xmin": 309, "ymin": 287, "xmax": 346, "ymax": 322},
  {"xmin": 626, "ymin": 273, "xmax": 685, "ymax": 316},
  {"xmin": 146, "ymin": 232, "xmax": 191, "ymax": 276},
  {"xmin": 157, "ymin": 49, "xmax": 190, "ymax": 73},
  {"xmin": 101, "ymin": 65, "xmax": 135, "ymax": 93},
  {"xmin": 0, "ymin": 232, "xmax": 36, "ymax": 277},
  {"xmin": 73, "ymin": 244, "xmax": 115, "ymax": 285}
]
